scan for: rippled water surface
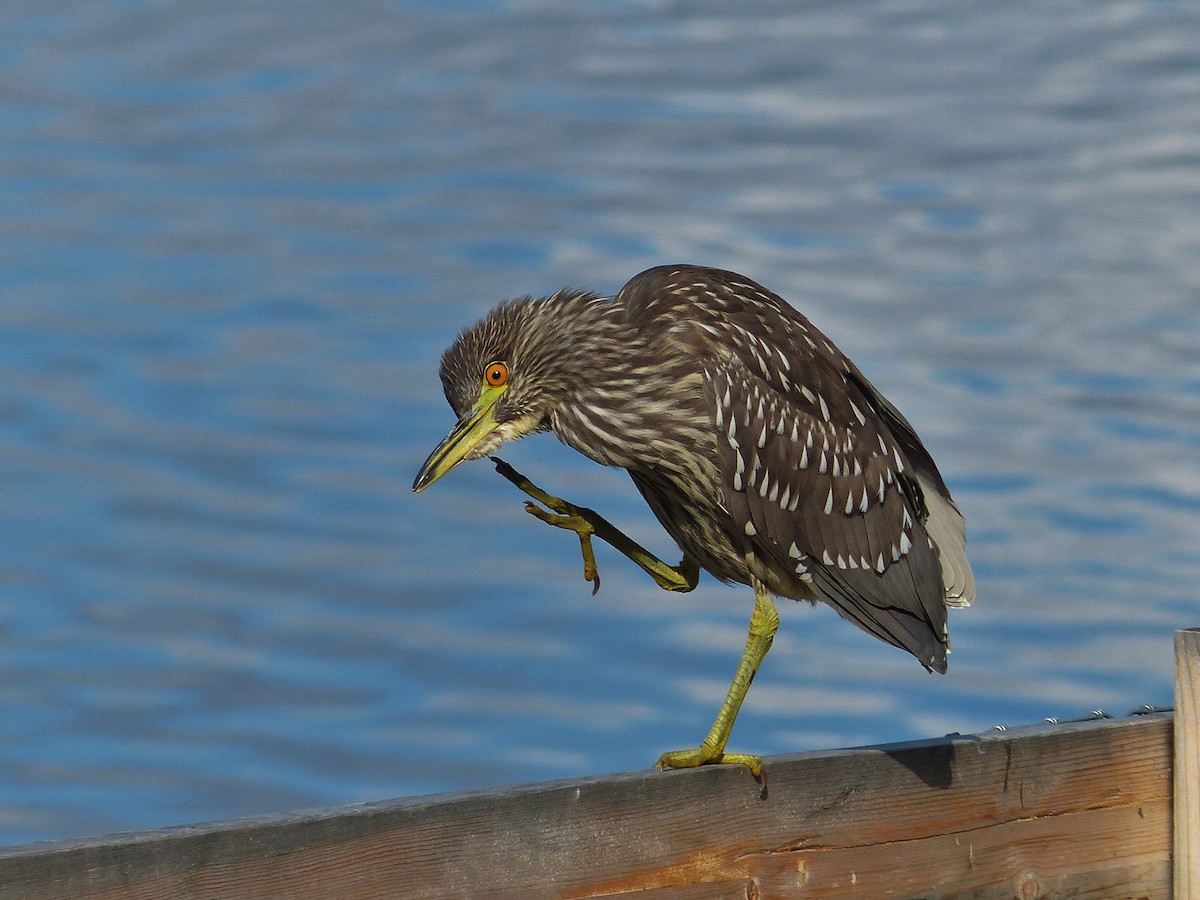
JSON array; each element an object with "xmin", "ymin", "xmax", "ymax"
[{"xmin": 2, "ymin": 0, "xmax": 1199, "ymax": 844}]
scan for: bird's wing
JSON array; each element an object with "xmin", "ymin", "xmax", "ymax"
[
  {"xmin": 703, "ymin": 356, "xmax": 950, "ymax": 672},
  {"xmin": 618, "ymin": 264, "xmax": 960, "ymax": 667},
  {"xmin": 842, "ymin": 366, "xmax": 974, "ymax": 609}
]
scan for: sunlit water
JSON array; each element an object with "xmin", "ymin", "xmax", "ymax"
[{"xmin": 1, "ymin": 0, "xmax": 1199, "ymax": 844}]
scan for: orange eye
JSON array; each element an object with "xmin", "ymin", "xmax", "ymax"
[{"xmin": 484, "ymin": 361, "xmax": 509, "ymax": 387}]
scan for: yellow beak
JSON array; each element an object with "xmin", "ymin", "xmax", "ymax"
[{"xmin": 412, "ymin": 385, "xmax": 505, "ymax": 492}]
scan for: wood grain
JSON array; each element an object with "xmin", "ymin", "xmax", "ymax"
[
  {"xmin": 1176, "ymin": 627, "xmax": 1200, "ymax": 898},
  {"xmin": 0, "ymin": 713, "xmax": 1172, "ymax": 899}
]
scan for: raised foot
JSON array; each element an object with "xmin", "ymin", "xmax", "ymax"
[
  {"xmin": 491, "ymin": 458, "xmax": 602, "ymax": 593},
  {"xmin": 521, "ymin": 499, "xmax": 601, "ymax": 593},
  {"xmin": 522, "ymin": 498, "xmax": 595, "ymax": 535},
  {"xmin": 491, "ymin": 457, "xmax": 700, "ymax": 595},
  {"xmin": 656, "ymin": 746, "xmax": 764, "ymax": 780}
]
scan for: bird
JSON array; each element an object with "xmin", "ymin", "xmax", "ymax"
[{"xmin": 412, "ymin": 264, "xmax": 973, "ymax": 779}]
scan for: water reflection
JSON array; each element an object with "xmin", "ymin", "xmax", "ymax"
[{"xmin": 1, "ymin": 0, "xmax": 1198, "ymax": 844}]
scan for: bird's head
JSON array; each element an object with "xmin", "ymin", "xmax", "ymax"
[{"xmin": 412, "ymin": 290, "xmax": 608, "ymax": 492}]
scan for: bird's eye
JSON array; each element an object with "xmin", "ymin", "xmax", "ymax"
[{"xmin": 484, "ymin": 361, "xmax": 509, "ymax": 387}]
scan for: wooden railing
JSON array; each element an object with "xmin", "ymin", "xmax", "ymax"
[{"xmin": 2, "ymin": 626, "xmax": 1197, "ymax": 899}]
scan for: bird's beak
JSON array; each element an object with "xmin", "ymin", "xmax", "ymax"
[{"xmin": 412, "ymin": 385, "xmax": 505, "ymax": 493}]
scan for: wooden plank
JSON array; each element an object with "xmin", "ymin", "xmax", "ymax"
[
  {"xmin": 1177, "ymin": 627, "xmax": 1200, "ymax": 897},
  {"xmin": 0, "ymin": 713, "xmax": 1172, "ymax": 899}
]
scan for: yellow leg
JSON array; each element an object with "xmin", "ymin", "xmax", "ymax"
[
  {"xmin": 492, "ymin": 458, "xmax": 699, "ymax": 595},
  {"xmin": 656, "ymin": 587, "xmax": 779, "ymax": 779},
  {"xmin": 490, "ymin": 458, "xmax": 774, "ymax": 779}
]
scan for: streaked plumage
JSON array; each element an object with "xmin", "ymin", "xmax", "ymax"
[
  {"xmin": 415, "ymin": 264, "xmax": 972, "ymax": 776},
  {"xmin": 433, "ymin": 264, "xmax": 972, "ymax": 672}
]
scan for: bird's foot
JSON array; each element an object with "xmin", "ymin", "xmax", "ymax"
[
  {"xmin": 521, "ymin": 498, "xmax": 602, "ymax": 594},
  {"xmin": 491, "ymin": 457, "xmax": 698, "ymax": 595},
  {"xmin": 656, "ymin": 745, "xmax": 764, "ymax": 781},
  {"xmin": 491, "ymin": 458, "xmax": 602, "ymax": 593}
]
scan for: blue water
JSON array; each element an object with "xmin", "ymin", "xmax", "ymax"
[{"xmin": 2, "ymin": 0, "xmax": 1199, "ymax": 844}]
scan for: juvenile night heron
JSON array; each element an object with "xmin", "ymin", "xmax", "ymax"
[{"xmin": 413, "ymin": 264, "xmax": 973, "ymax": 778}]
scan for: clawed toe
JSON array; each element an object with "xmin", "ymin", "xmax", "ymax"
[{"xmin": 656, "ymin": 746, "xmax": 763, "ymax": 779}]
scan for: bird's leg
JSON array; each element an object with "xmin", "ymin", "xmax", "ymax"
[
  {"xmin": 492, "ymin": 458, "xmax": 699, "ymax": 595},
  {"xmin": 656, "ymin": 587, "xmax": 779, "ymax": 779}
]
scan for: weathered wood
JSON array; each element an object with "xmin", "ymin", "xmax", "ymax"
[
  {"xmin": 0, "ymin": 713, "xmax": 1172, "ymax": 899},
  {"xmin": 1177, "ymin": 628, "xmax": 1200, "ymax": 897}
]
